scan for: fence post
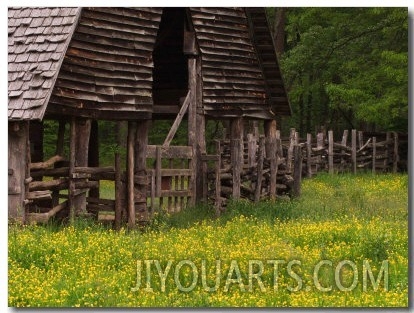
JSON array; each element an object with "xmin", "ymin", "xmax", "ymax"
[
  {"xmin": 254, "ymin": 136, "xmax": 265, "ymax": 202},
  {"xmin": 372, "ymin": 137, "xmax": 376, "ymax": 174},
  {"xmin": 328, "ymin": 130, "xmax": 334, "ymax": 174},
  {"xmin": 393, "ymin": 132, "xmax": 399, "ymax": 173},
  {"xmin": 287, "ymin": 128, "xmax": 296, "ymax": 173},
  {"xmin": 306, "ymin": 133, "xmax": 312, "ymax": 178},
  {"xmin": 351, "ymin": 129, "xmax": 357, "ymax": 174},
  {"xmin": 292, "ymin": 145, "xmax": 302, "ymax": 197}
]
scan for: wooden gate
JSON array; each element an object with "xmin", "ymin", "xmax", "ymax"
[{"xmin": 146, "ymin": 145, "xmax": 194, "ymax": 213}]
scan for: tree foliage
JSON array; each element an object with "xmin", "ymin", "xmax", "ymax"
[{"xmin": 277, "ymin": 7, "xmax": 408, "ymax": 134}]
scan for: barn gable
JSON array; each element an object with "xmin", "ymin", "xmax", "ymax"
[{"xmin": 8, "ymin": 7, "xmax": 290, "ymax": 122}]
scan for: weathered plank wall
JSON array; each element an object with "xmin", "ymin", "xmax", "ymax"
[{"xmin": 48, "ymin": 8, "xmax": 162, "ymax": 120}]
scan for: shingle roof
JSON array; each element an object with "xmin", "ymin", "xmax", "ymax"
[{"xmin": 8, "ymin": 7, "xmax": 81, "ymax": 120}]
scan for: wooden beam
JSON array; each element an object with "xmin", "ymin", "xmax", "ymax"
[
  {"xmin": 127, "ymin": 121, "xmax": 136, "ymax": 229},
  {"xmin": 351, "ymin": 129, "xmax": 357, "ymax": 174},
  {"xmin": 135, "ymin": 120, "xmax": 149, "ymax": 223},
  {"xmin": 188, "ymin": 57, "xmax": 197, "ymax": 206},
  {"xmin": 162, "ymin": 91, "xmax": 191, "ymax": 147},
  {"xmin": 230, "ymin": 117, "xmax": 243, "ymax": 200},
  {"xmin": 292, "ymin": 145, "xmax": 302, "ymax": 197}
]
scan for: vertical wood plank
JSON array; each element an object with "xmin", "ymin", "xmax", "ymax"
[
  {"xmin": 155, "ymin": 146, "xmax": 162, "ymax": 198},
  {"xmin": 328, "ymin": 130, "xmax": 334, "ymax": 174},
  {"xmin": 127, "ymin": 121, "xmax": 136, "ymax": 229},
  {"xmin": 351, "ymin": 129, "xmax": 357, "ymax": 174},
  {"xmin": 358, "ymin": 131, "xmax": 363, "ymax": 150}
]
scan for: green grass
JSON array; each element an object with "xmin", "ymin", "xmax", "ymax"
[{"xmin": 8, "ymin": 173, "xmax": 408, "ymax": 307}]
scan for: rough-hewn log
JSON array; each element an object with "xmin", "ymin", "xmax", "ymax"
[
  {"xmin": 127, "ymin": 121, "xmax": 136, "ymax": 228},
  {"xmin": 25, "ymin": 201, "xmax": 68, "ymax": 224},
  {"xmin": 73, "ymin": 118, "xmax": 91, "ymax": 216},
  {"xmin": 188, "ymin": 57, "xmax": 197, "ymax": 206},
  {"xmin": 30, "ymin": 155, "xmax": 65, "ymax": 170},
  {"xmin": 135, "ymin": 120, "xmax": 149, "ymax": 223},
  {"xmin": 230, "ymin": 117, "xmax": 243, "ymax": 199},
  {"xmin": 292, "ymin": 145, "xmax": 302, "ymax": 197}
]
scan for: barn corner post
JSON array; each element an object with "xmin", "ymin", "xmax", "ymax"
[
  {"xmin": 187, "ymin": 43, "xmax": 204, "ymax": 207},
  {"xmin": 8, "ymin": 121, "xmax": 30, "ymax": 224}
]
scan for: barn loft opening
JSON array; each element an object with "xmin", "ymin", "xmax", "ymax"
[{"xmin": 152, "ymin": 8, "xmax": 189, "ymax": 116}]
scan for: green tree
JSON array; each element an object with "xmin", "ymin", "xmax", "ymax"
[{"xmin": 276, "ymin": 7, "xmax": 408, "ymax": 134}]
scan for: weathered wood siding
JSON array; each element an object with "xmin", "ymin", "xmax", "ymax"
[
  {"xmin": 47, "ymin": 8, "xmax": 163, "ymax": 120},
  {"xmin": 189, "ymin": 8, "xmax": 272, "ymax": 119},
  {"xmin": 245, "ymin": 8, "xmax": 290, "ymax": 116}
]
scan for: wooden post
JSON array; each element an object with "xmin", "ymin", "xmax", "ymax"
[
  {"xmin": 393, "ymin": 132, "xmax": 399, "ymax": 173},
  {"xmin": 73, "ymin": 118, "xmax": 91, "ymax": 216},
  {"xmin": 135, "ymin": 120, "xmax": 149, "ymax": 223},
  {"xmin": 254, "ymin": 136, "xmax": 265, "ymax": 202},
  {"xmin": 341, "ymin": 130, "xmax": 348, "ymax": 172},
  {"xmin": 287, "ymin": 128, "xmax": 296, "ymax": 173},
  {"xmin": 264, "ymin": 119, "xmax": 277, "ymax": 199},
  {"xmin": 52, "ymin": 120, "xmax": 66, "ymax": 207},
  {"xmin": 306, "ymin": 133, "xmax": 312, "ymax": 178},
  {"xmin": 351, "ymin": 129, "xmax": 357, "ymax": 174},
  {"xmin": 127, "ymin": 121, "xmax": 136, "ymax": 228},
  {"xmin": 88, "ymin": 120, "xmax": 99, "ymax": 199},
  {"xmin": 68, "ymin": 118, "xmax": 76, "ymax": 223},
  {"xmin": 316, "ymin": 132, "xmax": 324, "ymax": 173},
  {"xmin": 358, "ymin": 131, "xmax": 363, "ymax": 150},
  {"xmin": 230, "ymin": 117, "xmax": 243, "ymax": 200},
  {"xmin": 372, "ymin": 137, "xmax": 376, "ymax": 174},
  {"xmin": 188, "ymin": 57, "xmax": 197, "ymax": 206},
  {"xmin": 328, "ymin": 130, "xmax": 334, "ymax": 174},
  {"xmin": 292, "ymin": 145, "xmax": 302, "ymax": 197},
  {"xmin": 386, "ymin": 132, "xmax": 391, "ymax": 170},
  {"xmin": 215, "ymin": 140, "xmax": 221, "ymax": 214},
  {"xmin": 247, "ymin": 133, "xmax": 257, "ymax": 168},
  {"xmin": 114, "ymin": 151, "xmax": 122, "ymax": 230},
  {"xmin": 8, "ymin": 122, "xmax": 29, "ymax": 223}
]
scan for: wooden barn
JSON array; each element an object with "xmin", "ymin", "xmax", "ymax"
[{"xmin": 8, "ymin": 7, "xmax": 291, "ymax": 226}]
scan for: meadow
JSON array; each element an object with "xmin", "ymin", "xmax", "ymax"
[{"xmin": 8, "ymin": 173, "xmax": 408, "ymax": 307}]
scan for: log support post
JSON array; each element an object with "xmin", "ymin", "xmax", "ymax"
[
  {"xmin": 230, "ymin": 117, "xmax": 243, "ymax": 200},
  {"xmin": 135, "ymin": 120, "xmax": 149, "ymax": 224},
  {"xmin": 127, "ymin": 121, "xmax": 136, "ymax": 229},
  {"xmin": 8, "ymin": 121, "xmax": 29, "ymax": 223},
  {"xmin": 69, "ymin": 118, "xmax": 91, "ymax": 221},
  {"xmin": 264, "ymin": 119, "xmax": 277, "ymax": 199},
  {"xmin": 188, "ymin": 57, "xmax": 198, "ymax": 206}
]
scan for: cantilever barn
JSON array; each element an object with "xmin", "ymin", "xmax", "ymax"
[{"xmin": 8, "ymin": 7, "xmax": 291, "ymax": 226}]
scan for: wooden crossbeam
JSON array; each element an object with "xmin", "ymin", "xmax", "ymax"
[{"xmin": 162, "ymin": 91, "xmax": 191, "ymax": 147}]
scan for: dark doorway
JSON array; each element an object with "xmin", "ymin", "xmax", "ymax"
[{"xmin": 152, "ymin": 8, "xmax": 189, "ymax": 113}]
